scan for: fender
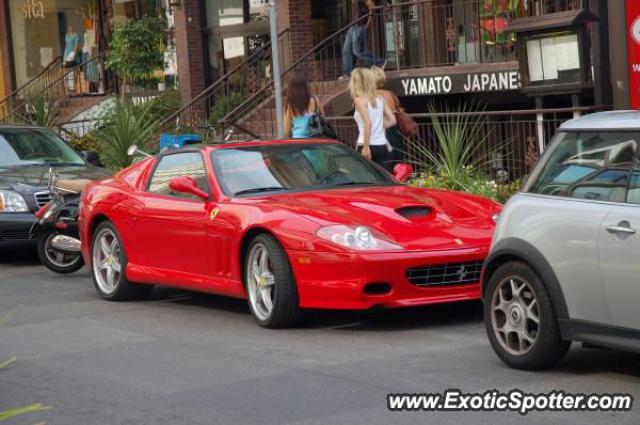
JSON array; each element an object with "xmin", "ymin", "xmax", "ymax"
[{"xmin": 482, "ymin": 237, "xmax": 569, "ymax": 319}]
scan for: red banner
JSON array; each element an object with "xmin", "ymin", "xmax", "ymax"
[{"xmin": 627, "ymin": 0, "xmax": 640, "ymax": 109}]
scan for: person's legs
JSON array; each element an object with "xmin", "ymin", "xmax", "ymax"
[
  {"xmin": 370, "ymin": 145, "xmax": 394, "ymax": 172},
  {"xmin": 353, "ymin": 25, "xmax": 385, "ymax": 67},
  {"xmin": 341, "ymin": 27, "xmax": 354, "ymax": 77}
]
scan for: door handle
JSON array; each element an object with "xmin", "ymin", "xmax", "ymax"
[{"xmin": 606, "ymin": 222, "xmax": 637, "ymax": 235}]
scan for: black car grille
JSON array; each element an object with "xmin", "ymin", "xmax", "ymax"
[
  {"xmin": 396, "ymin": 206, "xmax": 431, "ymax": 219},
  {"xmin": 0, "ymin": 231, "xmax": 36, "ymax": 241},
  {"xmin": 406, "ymin": 259, "xmax": 484, "ymax": 287},
  {"xmin": 34, "ymin": 191, "xmax": 52, "ymax": 208}
]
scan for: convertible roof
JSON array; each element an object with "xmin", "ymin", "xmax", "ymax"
[{"xmin": 163, "ymin": 138, "xmax": 341, "ymax": 155}]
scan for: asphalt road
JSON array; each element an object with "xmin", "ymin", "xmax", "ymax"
[{"xmin": 1, "ymin": 246, "xmax": 639, "ymax": 425}]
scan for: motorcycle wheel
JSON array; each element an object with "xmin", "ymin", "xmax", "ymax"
[{"xmin": 37, "ymin": 232, "xmax": 85, "ymax": 274}]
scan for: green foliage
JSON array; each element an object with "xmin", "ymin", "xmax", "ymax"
[
  {"xmin": 105, "ymin": 16, "xmax": 167, "ymax": 86},
  {"xmin": 208, "ymin": 92, "xmax": 245, "ymax": 132},
  {"xmin": 92, "ymin": 98, "xmax": 161, "ymax": 170},
  {"xmin": 410, "ymin": 168, "xmax": 498, "ymax": 200},
  {"xmin": 405, "ymin": 102, "xmax": 517, "ymax": 201},
  {"xmin": 145, "ymin": 89, "xmax": 181, "ymax": 120},
  {"xmin": 4, "ymin": 94, "xmax": 59, "ymax": 129}
]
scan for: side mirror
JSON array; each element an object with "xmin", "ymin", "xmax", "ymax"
[
  {"xmin": 393, "ymin": 163, "xmax": 413, "ymax": 183},
  {"xmin": 82, "ymin": 150, "xmax": 102, "ymax": 166},
  {"xmin": 168, "ymin": 176, "xmax": 209, "ymax": 201},
  {"xmin": 127, "ymin": 144, "xmax": 151, "ymax": 157}
]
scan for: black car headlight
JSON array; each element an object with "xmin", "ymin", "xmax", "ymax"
[{"xmin": 0, "ymin": 190, "xmax": 29, "ymax": 212}]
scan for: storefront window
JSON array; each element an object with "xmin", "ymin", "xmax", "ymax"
[
  {"xmin": 9, "ymin": 0, "xmax": 101, "ymax": 88},
  {"xmin": 111, "ymin": 0, "xmax": 163, "ymax": 26}
]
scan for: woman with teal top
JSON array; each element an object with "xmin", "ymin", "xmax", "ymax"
[
  {"xmin": 284, "ymin": 71, "xmax": 325, "ymax": 139},
  {"xmin": 64, "ymin": 26, "xmax": 80, "ymax": 66}
]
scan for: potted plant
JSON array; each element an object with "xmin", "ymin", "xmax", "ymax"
[{"xmin": 105, "ymin": 16, "xmax": 167, "ymax": 98}]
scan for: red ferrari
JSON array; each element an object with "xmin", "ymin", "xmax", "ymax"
[{"xmin": 79, "ymin": 139, "xmax": 501, "ymax": 328}]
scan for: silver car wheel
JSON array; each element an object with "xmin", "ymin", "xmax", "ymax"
[
  {"xmin": 246, "ymin": 243, "xmax": 276, "ymax": 321},
  {"xmin": 92, "ymin": 228, "xmax": 122, "ymax": 295},
  {"xmin": 491, "ymin": 276, "xmax": 540, "ymax": 356},
  {"xmin": 44, "ymin": 233, "xmax": 82, "ymax": 268}
]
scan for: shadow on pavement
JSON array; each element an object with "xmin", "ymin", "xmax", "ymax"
[{"xmin": 0, "ymin": 245, "xmax": 39, "ymax": 266}]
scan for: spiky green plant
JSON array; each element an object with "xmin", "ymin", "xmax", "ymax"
[
  {"xmin": 93, "ymin": 97, "xmax": 161, "ymax": 170},
  {"xmin": 405, "ymin": 102, "xmax": 509, "ymax": 194}
]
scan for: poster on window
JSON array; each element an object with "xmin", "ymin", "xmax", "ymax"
[{"xmin": 627, "ymin": 0, "xmax": 640, "ymax": 109}]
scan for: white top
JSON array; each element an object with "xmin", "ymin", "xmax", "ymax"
[{"xmin": 355, "ymin": 96, "xmax": 388, "ymax": 146}]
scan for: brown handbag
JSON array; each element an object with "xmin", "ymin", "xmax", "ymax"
[{"xmin": 393, "ymin": 94, "xmax": 418, "ymax": 137}]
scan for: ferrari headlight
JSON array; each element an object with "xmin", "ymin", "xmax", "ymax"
[
  {"xmin": 316, "ymin": 225, "xmax": 402, "ymax": 251},
  {"xmin": 0, "ymin": 190, "xmax": 29, "ymax": 212}
]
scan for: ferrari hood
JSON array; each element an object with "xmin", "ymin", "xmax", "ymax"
[{"xmin": 269, "ymin": 185, "xmax": 498, "ymax": 251}]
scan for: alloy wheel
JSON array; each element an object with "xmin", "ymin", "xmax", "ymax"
[
  {"xmin": 92, "ymin": 228, "xmax": 122, "ymax": 295},
  {"xmin": 490, "ymin": 276, "xmax": 540, "ymax": 356},
  {"xmin": 246, "ymin": 243, "xmax": 276, "ymax": 321}
]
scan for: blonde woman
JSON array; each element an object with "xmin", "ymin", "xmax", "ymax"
[
  {"xmin": 349, "ymin": 67, "xmax": 396, "ymax": 171},
  {"xmin": 371, "ymin": 66, "xmax": 405, "ymax": 165}
]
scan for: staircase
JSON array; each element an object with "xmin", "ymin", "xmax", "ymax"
[
  {"xmin": 0, "ymin": 56, "xmax": 64, "ymax": 119},
  {"xmin": 0, "ymin": 52, "xmax": 110, "ymax": 124},
  {"xmin": 219, "ymin": 15, "xmax": 371, "ymax": 140}
]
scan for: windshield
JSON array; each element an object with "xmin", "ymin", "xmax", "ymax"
[
  {"xmin": 212, "ymin": 142, "xmax": 395, "ymax": 197},
  {"xmin": 0, "ymin": 128, "xmax": 85, "ymax": 167}
]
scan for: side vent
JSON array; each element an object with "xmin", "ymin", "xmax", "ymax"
[{"xmin": 396, "ymin": 206, "xmax": 432, "ymax": 219}]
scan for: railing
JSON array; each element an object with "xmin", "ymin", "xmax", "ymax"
[
  {"xmin": 155, "ymin": 29, "xmax": 291, "ymax": 140},
  {"xmin": 376, "ymin": 0, "xmax": 586, "ymax": 71},
  {"xmin": 0, "ymin": 56, "xmax": 63, "ymax": 118},
  {"xmin": 219, "ymin": 14, "xmax": 371, "ymax": 139},
  {"xmin": 219, "ymin": 0, "xmax": 588, "ymax": 139},
  {"xmin": 1, "ymin": 52, "xmax": 111, "ymax": 122},
  {"xmin": 325, "ymin": 106, "xmax": 605, "ymax": 182}
]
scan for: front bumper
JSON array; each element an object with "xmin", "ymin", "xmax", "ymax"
[
  {"xmin": 288, "ymin": 247, "xmax": 488, "ymax": 310},
  {"xmin": 0, "ymin": 212, "xmax": 38, "ymax": 245}
]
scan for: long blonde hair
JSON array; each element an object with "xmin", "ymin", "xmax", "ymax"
[
  {"xmin": 370, "ymin": 66, "xmax": 386, "ymax": 89},
  {"xmin": 349, "ymin": 67, "xmax": 378, "ymax": 107}
]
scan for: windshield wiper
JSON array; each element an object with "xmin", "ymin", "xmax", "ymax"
[
  {"xmin": 234, "ymin": 187, "xmax": 288, "ymax": 196},
  {"xmin": 332, "ymin": 181, "xmax": 378, "ymax": 187}
]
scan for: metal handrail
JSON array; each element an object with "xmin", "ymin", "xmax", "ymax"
[
  {"xmin": 38, "ymin": 51, "xmax": 108, "ymax": 95},
  {"xmin": 219, "ymin": 13, "xmax": 371, "ymax": 127},
  {"xmin": 156, "ymin": 28, "xmax": 290, "ymax": 131},
  {"xmin": 0, "ymin": 56, "xmax": 63, "ymax": 115}
]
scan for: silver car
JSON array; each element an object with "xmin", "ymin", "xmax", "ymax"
[{"xmin": 483, "ymin": 111, "xmax": 640, "ymax": 370}]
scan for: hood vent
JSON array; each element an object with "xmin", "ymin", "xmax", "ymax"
[{"xmin": 396, "ymin": 206, "xmax": 432, "ymax": 219}]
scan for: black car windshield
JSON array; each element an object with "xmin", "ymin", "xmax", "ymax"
[
  {"xmin": 0, "ymin": 128, "xmax": 85, "ymax": 167},
  {"xmin": 212, "ymin": 142, "xmax": 395, "ymax": 197}
]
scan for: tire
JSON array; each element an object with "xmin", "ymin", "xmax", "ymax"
[
  {"xmin": 244, "ymin": 233, "xmax": 304, "ymax": 328},
  {"xmin": 37, "ymin": 232, "xmax": 85, "ymax": 274},
  {"xmin": 484, "ymin": 261, "xmax": 570, "ymax": 370},
  {"xmin": 90, "ymin": 221, "xmax": 153, "ymax": 301}
]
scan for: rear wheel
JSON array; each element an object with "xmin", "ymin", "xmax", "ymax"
[
  {"xmin": 244, "ymin": 234, "xmax": 303, "ymax": 328},
  {"xmin": 91, "ymin": 222, "xmax": 152, "ymax": 301},
  {"xmin": 37, "ymin": 232, "xmax": 84, "ymax": 274},
  {"xmin": 484, "ymin": 261, "xmax": 570, "ymax": 370}
]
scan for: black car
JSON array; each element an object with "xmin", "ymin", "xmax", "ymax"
[{"xmin": 0, "ymin": 124, "xmax": 109, "ymax": 246}]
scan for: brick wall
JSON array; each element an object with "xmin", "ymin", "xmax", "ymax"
[
  {"xmin": 277, "ymin": 0, "xmax": 314, "ymax": 65},
  {"xmin": 174, "ymin": 0, "xmax": 207, "ymax": 111},
  {"xmin": 0, "ymin": 0, "xmax": 14, "ymax": 97}
]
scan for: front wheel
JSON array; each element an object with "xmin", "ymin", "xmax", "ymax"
[
  {"xmin": 484, "ymin": 261, "xmax": 570, "ymax": 370},
  {"xmin": 37, "ymin": 232, "xmax": 84, "ymax": 274},
  {"xmin": 244, "ymin": 234, "xmax": 304, "ymax": 328},
  {"xmin": 91, "ymin": 222, "xmax": 153, "ymax": 301}
]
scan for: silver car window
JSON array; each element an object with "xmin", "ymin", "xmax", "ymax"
[{"xmin": 528, "ymin": 132, "xmax": 638, "ymax": 203}]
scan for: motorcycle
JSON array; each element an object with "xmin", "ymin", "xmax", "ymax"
[{"xmin": 32, "ymin": 169, "xmax": 91, "ymax": 274}]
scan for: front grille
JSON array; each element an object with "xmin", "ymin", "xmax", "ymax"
[
  {"xmin": 1, "ymin": 231, "xmax": 34, "ymax": 241},
  {"xmin": 34, "ymin": 191, "xmax": 52, "ymax": 208},
  {"xmin": 407, "ymin": 259, "xmax": 484, "ymax": 287},
  {"xmin": 396, "ymin": 206, "xmax": 432, "ymax": 219}
]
